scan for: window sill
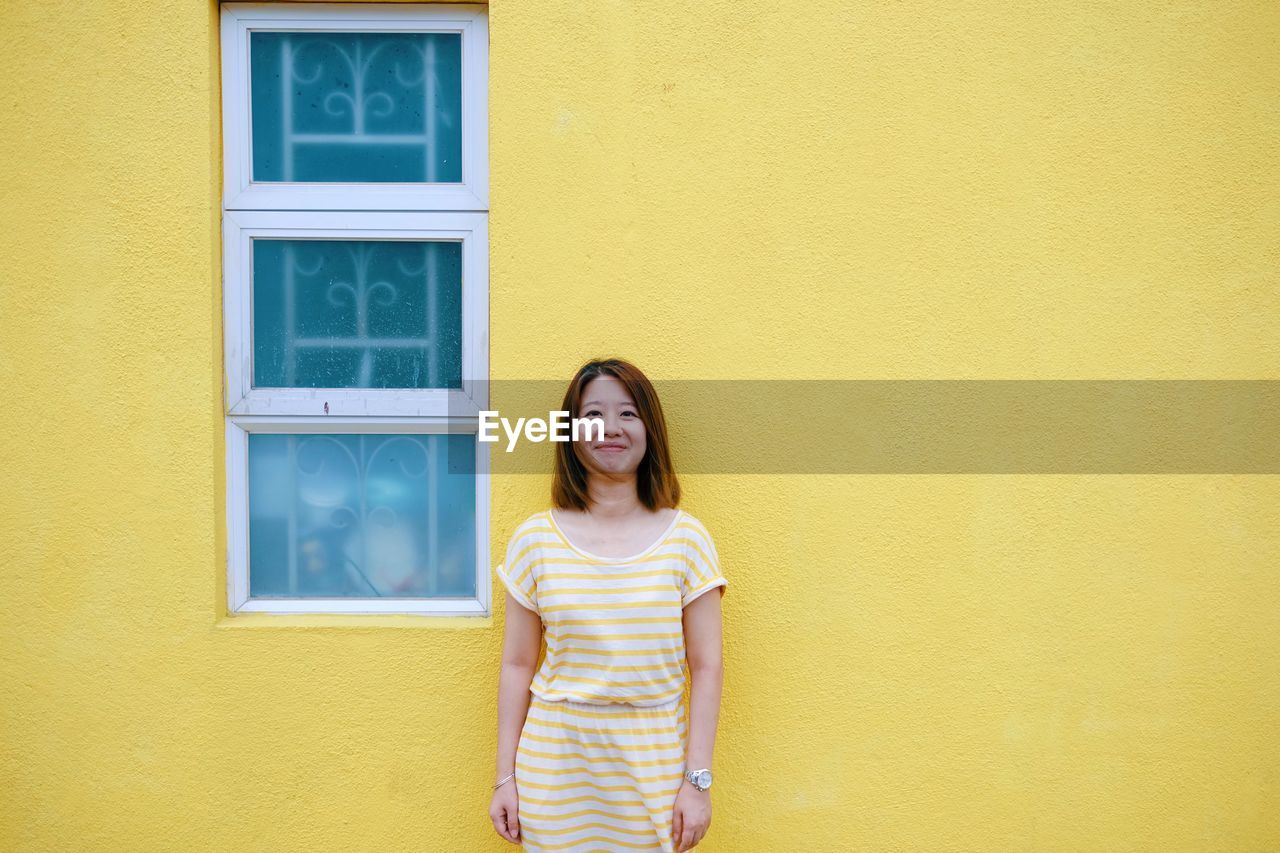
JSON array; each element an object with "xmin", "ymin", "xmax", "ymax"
[{"xmin": 215, "ymin": 612, "xmax": 494, "ymax": 631}]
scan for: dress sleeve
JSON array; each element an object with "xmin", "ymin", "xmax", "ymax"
[
  {"xmin": 681, "ymin": 518, "xmax": 729, "ymax": 608},
  {"xmin": 495, "ymin": 526, "xmax": 540, "ymax": 616}
]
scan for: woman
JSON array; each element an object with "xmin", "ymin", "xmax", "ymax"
[{"xmin": 489, "ymin": 358, "xmax": 728, "ymax": 852}]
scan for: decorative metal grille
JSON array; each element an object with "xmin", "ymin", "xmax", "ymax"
[{"xmin": 250, "ymin": 31, "xmax": 463, "ymax": 183}]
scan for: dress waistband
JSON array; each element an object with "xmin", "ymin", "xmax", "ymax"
[{"xmin": 530, "ymin": 694, "xmax": 683, "ymax": 716}]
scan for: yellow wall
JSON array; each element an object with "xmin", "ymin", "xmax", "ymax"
[{"xmin": 2, "ymin": 0, "xmax": 1277, "ymax": 849}]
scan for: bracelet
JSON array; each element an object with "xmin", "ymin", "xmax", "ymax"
[{"xmin": 493, "ymin": 772, "xmax": 515, "ymax": 790}]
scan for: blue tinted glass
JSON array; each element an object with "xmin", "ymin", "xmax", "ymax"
[
  {"xmin": 252, "ymin": 239, "xmax": 463, "ymax": 389},
  {"xmin": 248, "ymin": 433, "xmax": 477, "ymax": 598},
  {"xmin": 250, "ymin": 31, "xmax": 463, "ymax": 182}
]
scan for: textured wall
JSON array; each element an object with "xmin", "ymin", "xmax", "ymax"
[{"xmin": 2, "ymin": 0, "xmax": 1277, "ymax": 850}]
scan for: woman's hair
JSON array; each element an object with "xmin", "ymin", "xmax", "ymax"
[{"xmin": 551, "ymin": 358, "xmax": 681, "ymax": 511}]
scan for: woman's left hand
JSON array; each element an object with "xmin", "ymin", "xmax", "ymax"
[{"xmin": 671, "ymin": 780, "xmax": 712, "ymax": 852}]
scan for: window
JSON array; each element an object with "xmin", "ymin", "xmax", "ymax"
[{"xmin": 219, "ymin": 3, "xmax": 489, "ymax": 615}]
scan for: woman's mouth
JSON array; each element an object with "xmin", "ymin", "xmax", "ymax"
[{"xmin": 596, "ymin": 444, "xmax": 626, "ymax": 453}]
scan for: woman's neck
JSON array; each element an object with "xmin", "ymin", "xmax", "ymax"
[{"xmin": 583, "ymin": 475, "xmax": 645, "ymax": 518}]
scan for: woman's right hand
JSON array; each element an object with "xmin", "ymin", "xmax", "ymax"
[{"xmin": 490, "ymin": 780, "xmax": 522, "ymax": 844}]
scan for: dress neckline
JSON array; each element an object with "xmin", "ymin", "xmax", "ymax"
[{"xmin": 546, "ymin": 508, "xmax": 684, "ymax": 563}]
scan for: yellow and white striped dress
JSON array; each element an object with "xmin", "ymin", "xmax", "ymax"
[{"xmin": 495, "ymin": 508, "xmax": 728, "ymax": 853}]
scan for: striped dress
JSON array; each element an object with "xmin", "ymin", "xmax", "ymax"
[{"xmin": 495, "ymin": 508, "xmax": 728, "ymax": 853}]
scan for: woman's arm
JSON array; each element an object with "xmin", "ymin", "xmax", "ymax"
[
  {"xmin": 673, "ymin": 588, "xmax": 725, "ymax": 852},
  {"xmin": 682, "ymin": 587, "xmax": 725, "ymax": 773},
  {"xmin": 496, "ymin": 591, "xmax": 542, "ymax": 783},
  {"xmin": 491, "ymin": 591, "xmax": 542, "ymax": 844}
]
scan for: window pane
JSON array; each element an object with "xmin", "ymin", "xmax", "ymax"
[
  {"xmin": 248, "ymin": 433, "xmax": 476, "ymax": 598},
  {"xmin": 252, "ymin": 239, "xmax": 462, "ymax": 389},
  {"xmin": 250, "ymin": 31, "xmax": 463, "ymax": 183}
]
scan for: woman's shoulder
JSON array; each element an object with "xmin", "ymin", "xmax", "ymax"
[
  {"xmin": 674, "ymin": 509, "xmax": 715, "ymax": 543},
  {"xmin": 513, "ymin": 509, "xmax": 555, "ymax": 537}
]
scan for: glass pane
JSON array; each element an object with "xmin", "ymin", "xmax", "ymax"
[
  {"xmin": 248, "ymin": 433, "xmax": 477, "ymax": 598},
  {"xmin": 250, "ymin": 31, "xmax": 463, "ymax": 183},
  {"xmin": 252, "ymin": 239, "xmax": 462, "ymax": 389}
]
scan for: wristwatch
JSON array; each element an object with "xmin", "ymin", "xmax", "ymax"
[{"xmin": 685, "ymin": 767, "xmax": 713, "ymax": 792}]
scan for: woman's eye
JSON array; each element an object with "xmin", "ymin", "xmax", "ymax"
[{"xmin": 622, "ymin": 411, "xmax": 637, "ymax": 418}]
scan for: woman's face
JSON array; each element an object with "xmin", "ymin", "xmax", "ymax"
[{"xmin": 576, "ymin": 376, "xmax": 647, "ymax": 478}]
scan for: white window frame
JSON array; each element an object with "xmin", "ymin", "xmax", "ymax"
[
  {"xmin": 219, "ymin": 3, "xmax": 490, "ymax": 616},
  {"xmin": 223, "ymin": 211, "xmax": 489, "ymax": 419},
  {"xmin": 220, "ymin": 2, "xmax": 488, "ymax": 211}
]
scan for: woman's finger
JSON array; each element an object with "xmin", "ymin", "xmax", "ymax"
[
  {"xmin": 672, "ymin": 808, "xmax": 683, "ymax": 851},
  {"xmin": 491, "ymin": 813, "xmax": 510, "ymax": 842},
  {"xmin": 494, "ymin": 806, "xmax": 518, "ymax": 843}
]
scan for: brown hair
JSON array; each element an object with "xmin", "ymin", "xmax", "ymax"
[{"xmin": 551, "ymin": 358, "xmax": 681, "ymax": 512}]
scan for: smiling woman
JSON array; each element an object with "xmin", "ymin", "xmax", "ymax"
[
  {"xmin": 490, "ymin": 358, "xmax": 728, "ymax": 853},
  {"xmin": 551, "ymin": 359, "xmax": 680, "ymax": 515}
]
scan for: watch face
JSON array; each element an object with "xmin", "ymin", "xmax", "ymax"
[{"xmin": 696, "ymin": 770, "xmax": 712, "ymax": 789}]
